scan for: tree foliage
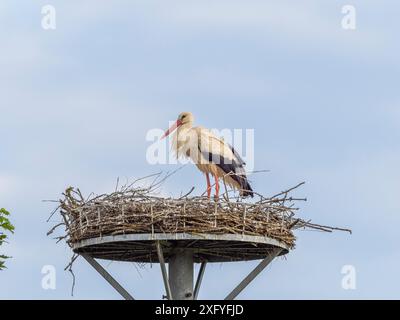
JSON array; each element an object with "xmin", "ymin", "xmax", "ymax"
[{"xmin": 0, "ymin": 208, "xmax": 14, "ymax": 270}]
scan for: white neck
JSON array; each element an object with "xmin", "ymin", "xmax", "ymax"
[{"xmin": 172, "ymin": 121, "xmax": 194, "ymax": 156}]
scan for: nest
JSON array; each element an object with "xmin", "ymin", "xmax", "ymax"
[{"xmin": 48, "ymin": 175, "xmax": 351, "ymax": 250}]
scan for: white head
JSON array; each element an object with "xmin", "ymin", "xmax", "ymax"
[{"xmin": 161, "ymin": 112, "xmax": 194, "ymax": 139}]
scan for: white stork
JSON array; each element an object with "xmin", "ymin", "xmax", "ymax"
[{"xmin": 161, "ymin": 112, "xmax": 254, "ymax": 199}]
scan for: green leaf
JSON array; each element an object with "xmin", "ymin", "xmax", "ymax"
[
  {"xmin": 0, "ymin": 208, "xmax": 10, "ymax": 216},
  {"xmin": 0, "ymin": 208, "xmax": 13, "ymax": 270}
]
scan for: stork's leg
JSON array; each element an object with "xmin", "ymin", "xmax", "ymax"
[
  {"xmin": 214, "ymin": 173, "xmax": 220, "ymax": 200},
  {"xmin": 205, "ymin": 173, "xmax": 212, "ymax": 199}
]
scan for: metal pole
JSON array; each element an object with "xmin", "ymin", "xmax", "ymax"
[
  {"xmin": 81, "ymin": 254, "xmax": 134, "ymax": 300},
  {"xmin": 156, "ymin": 241, "xmax": 173, "ymax": 300},
  {"xmin": 225, "ymin": 248, "xmax": 282, "ymax": 300},
  {"xmin": 194, "ymin": 262, "xmax": 207, "ymax": 300},
  {"xmin": 168, "ymin": 249, "xmax": 194, "ymax": 300}
]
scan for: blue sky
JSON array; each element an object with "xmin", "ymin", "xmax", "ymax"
[{"xmin": 1, "ymin": 1, "xmax": 399, "ymax": 299}]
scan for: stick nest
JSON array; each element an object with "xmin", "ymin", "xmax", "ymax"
[{"xmin": 49, "ymin": 176, "xmax": 351, "ymax": 250}]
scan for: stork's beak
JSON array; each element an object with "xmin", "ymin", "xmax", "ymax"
[{"xmin": 161, "ymin": 120, "xmax": 183, "ymax": 139}]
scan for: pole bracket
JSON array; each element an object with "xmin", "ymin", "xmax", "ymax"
[
  {"xmin": 225, "ymin": 248, "xmax": 283, "ymax": 300},
  {"xmin": 81, "ymin": 253, "xmax": 135, "ymax": 300},
  {"xmin": 156, "ymin": 241, "xmax": 173, "ymax": 300}
]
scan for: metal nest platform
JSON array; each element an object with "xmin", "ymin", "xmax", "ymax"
[
  {"xmin": 72, "ymin": 232, "xmax": 290, "ymax": 263},
  {"xmin": 49, "ymin": 178, "xmax": 350, "ymax": 300},
  {"xmin": 72, "ymin": 232, "xmax": 287, "ymax": 300}
]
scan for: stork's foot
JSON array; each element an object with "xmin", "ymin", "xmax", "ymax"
[{"xmin": 213, "ymin": 194, "xmax": 220, "ymax": 202}]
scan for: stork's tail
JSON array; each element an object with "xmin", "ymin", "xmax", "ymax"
[{"xmin": 238, "ymin": 176, "xmax": 254, "ymax": 198}]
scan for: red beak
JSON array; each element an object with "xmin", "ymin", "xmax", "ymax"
[{"xmin": 161, "ymin": 120, "xmax": 183, "ymax": 139}]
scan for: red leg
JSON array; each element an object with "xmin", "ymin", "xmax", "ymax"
[
  {"xmin": 214, "ymin": 174, "xmax": 220, "ymax": 200},
  {"xmin": 206, "ymin": 173, "xmax": 211, "ymax": 199}
]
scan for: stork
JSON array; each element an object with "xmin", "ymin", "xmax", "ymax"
[{"xmin": 161, "ymin": 112, "xmax": 254, "ymax": 199}]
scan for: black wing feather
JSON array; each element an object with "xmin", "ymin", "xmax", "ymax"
[{"xmin": 200, "ymin": 146, "xmax": 253, "ymax": 198}]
